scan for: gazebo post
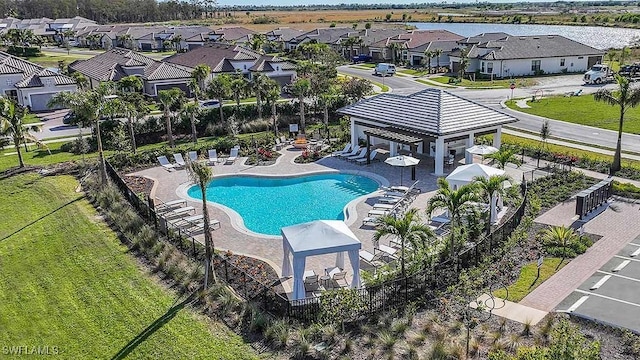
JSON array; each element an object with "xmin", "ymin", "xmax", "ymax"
[
  {"xmin": 410, "ymin": 144, "xmax": 417, "ymax": 180},
  {"xmin": 434, "ymin": 137, "xmax": 445, "ymax": 176},
  {"xmin": 366, "ymin": 134, "xmax": 371, "ymax": 165},
  {"xmin": 466, "ymin": 133, "xmax": 474, "ymax": 164}
]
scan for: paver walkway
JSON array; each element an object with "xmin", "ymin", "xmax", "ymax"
[{"xmin": 520, "ymin": 200, "xmax": 640, "ymax": 312}]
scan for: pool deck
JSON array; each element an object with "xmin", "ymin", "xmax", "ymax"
[{"xmin": 129, "ymin": 146, "xmax": 524, "ymax": 296}]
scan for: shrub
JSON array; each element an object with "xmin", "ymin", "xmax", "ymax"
[{"xmin": 613, "ymin": 181, "xmax": 640, "ymax": 199}]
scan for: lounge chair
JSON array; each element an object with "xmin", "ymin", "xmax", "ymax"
[
  {"xmin": 368, "ymin": 209, "xmax": 390, "ymax": 217},
  {"xmin": 332, "ymin": 271, "xmax": 349, "ymax": 288},
  {"xmin": 383, "ymin": 181, "xmax": 421, "ymax": 194},
  {"xmin": 338, "ymin": 145, "xmax": 360, "ymax": 159},
  {"xmin": 356, "ymin": 150, "xmax": 379, "ymax": 165},
  {"xmin": 377, "ymin": 195, "xmax": 404, "ymax": 204},
  {"xmin": 170, "ymin": 214, "xmax": 204, "ymax": 227},
  {"xmin": 359, "ymin": 250, "xmax": 386, "ymax": 268},
  {"xmin": 225, "ymin": 148, "xmax": 239, "ymax": 164},
  {"xmin": 373, "ymin": 203, "xmax": 396, "ymax": 211},
  {"xmin": 303, "ymin": 270, "xmax": 321, "ymax": 292},
  {"xmin": 332, "ymin": 143, "xmax": 352, "ymax": 157},
  {"xmin": 157, "ymin": 156, "xmax": 175, "ymax": 171},
  {"xmin": 154, "ymin": 198, "xmax": 187, "ymax": 213},
  {"xmin": 346, "ymin": 148, "xmax": 367, "ymax": 162},
  {"xmin": 188, "ymin": 151, "xmax": 198, "ymax": 162},
  {"xmin": 162, "ymin": 206, "xmax": 195, "ymax": 219},
  {"xmin": 274, "ymin": 138, "xmax": 285, "ymax": 150},
  {"xmin": 173, "ymin": 153, "xmax": 186, "ymax": 168},
  {"xmin": 207, "ymin": 149, "xmax": 218, "ymax": 165},
  {"xmin": 362, "ymin": 216, "xmax": 381, "ymax": 226},
  {"xmin": 376, "ymin": 244, "xmax": 398, "ymax": 258}
]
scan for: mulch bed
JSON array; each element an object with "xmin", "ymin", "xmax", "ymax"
[{"xmin": 122, "ymin": 175, "xmax": 154, "ymax": 198}]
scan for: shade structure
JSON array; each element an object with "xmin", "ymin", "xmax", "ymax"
[
  {"xmin": 281, "ymin": 220, "xmax": 362, "ymax": 300},
  {"xmin": 465, "ymin": 145, "xmax": 499, "ymax": 156},
  {"xmin": 384, "ymin": 155, "xmax": 420, "ymax": 186},
  {"xmin": 445, "ymin": 163, "xmax": 505, "ymax": 189}
]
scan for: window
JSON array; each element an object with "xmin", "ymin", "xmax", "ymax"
[
  {"xmin": 487, "ymin": 62, "xmax": 494, "ymax": 74},
  {"xmin": 531, "ymin": 60, "xmax": 541, "ymax": 72},
  {"xmin": 578, "ymin": 56, "xmax": 584, "ymax": 59},
  {"xmin": 560, "ymin": 58, "xmax": 565, "ymax": 67},
  {"xmin": 481, "ymin": 62, "xmax": 485, "ymax": 73},
  {"xmin": 4, "ymin": 89, "xmax": 17, "ymax": 101}
]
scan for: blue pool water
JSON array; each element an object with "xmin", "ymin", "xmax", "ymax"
[{"xmin": 187, "ymin": 173, "xmax": 379, "ymax": 236}]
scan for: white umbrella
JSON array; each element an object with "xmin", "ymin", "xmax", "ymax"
[
  {"xmin": 385, "ymin": 155, "xmax": 420, "ymax": 185},
  {"xmin": 465, "ymin": 145, "xmax": 499, "ymax": 155}
]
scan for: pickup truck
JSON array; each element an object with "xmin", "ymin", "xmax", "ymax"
[
  {"xmin": 352, "ymin": 54, "xmax": 372, "ymax": 63},
  {"xmin": 583, "ymin": 64, "xmax": 614, "ymax": 84}
]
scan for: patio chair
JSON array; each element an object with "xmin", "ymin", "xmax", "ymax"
[
  {"xmin": 170, "ymin": 214, "xmax": 204, "ymax": 228},
  {"xmin": 376, "ymin": 244, "xmax": 398, "ymax": 259},
  {"xmin": 173, "ymin": 153, "xmax": 186, "ymax": 168},
  {"xmin": 362, "ymin": 216, "xmax": 382, "ymax": 226},
  {"xmin": 373, "ymin": 203, "xmax": 396, "ymax": 211},
  {"xmin": 377, "ymin": 195, "xmax": 404, "ymax": 204},
  {"xmin": 188, "ymin": 151, "xmax": 198, "ymax": 162},
  {"xmin": 382, "ymin": 180, "xmax": 421, "ymax": 194},
  {"xmin": 359, "ymin": 250, "xmax": 386, "ymax": 268},
  {"xmin": 304, "ymin": 270, "xmax": 320, "ymax": 292},
  {"xmin": 225, "ymin": 148, "xmax": 239, "ymax": 164},
  {"xmin": 274, "ymin": 138, "xmax": 285, "ymax": 150},
  {"xmin": 157, "ymin": 156, "xmax": 175, "ymax": 171},
  {"xmin": 332, "ymin": 143, "xmax": 352, "ymax": 157},
  {"xmin": 154, "ymin": 198, "xmax": 187, "ymax": 213},
  {"xmin": 356, "ymin": 150, "xmax": 379, "ymax": 165},
  {"xmin": 332, "ymin": 271, "xmax": 349, "ymax": 288},
  {"xmin": 338, "ymin": 145, "xmax": 361, "ymax": 159},
  {"xmin": 346, "ymin": 148, "xmax": 367, "ymax": 162},
  {"xmin": 162, "ymin": 206, "xmax": 195, "ymax": 219},
  {"xmin": 368, "ymin": 209, "xmax": 390, "ymax": 217},
  {"xmin": 207, "ymin": 149, "xmax": 218, "ymax": 165}
]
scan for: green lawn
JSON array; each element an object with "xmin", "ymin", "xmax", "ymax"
[
  {"xmin": 493, "ymin": 258, "xmax": 565, "ymax": 302},
  {"xmin": 0, "ymin": 140, "xmax": 100, "ymax": 172},
  {"xmin": 25, "ymin": 51, "xmax": 93, "ymax": 68},
  {"xmin": 430, "ymin": 76, "xmax": 538, "ymax": 89},
  {"xmin": 398, "ymin": 68, "xmax": 429, "ymax": 76},
  {"xmin": 0, "ymin": 173, "xmax": 257, "ymax": 359},
  {"xmin": 506, "ymin": 96, "xmax": 640, "ymax": 134},
  {"xmin": 23, "ymin": 113, "xmax": 41, "ymax": 125}
]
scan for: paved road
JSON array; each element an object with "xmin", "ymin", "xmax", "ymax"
[
  {"xmin": 33, "ymin": 109, "xmax": 90, "ymax": 140},
  {"xmin": 338, "ymin": 65, "xmax": 640, "ymax": 155}
]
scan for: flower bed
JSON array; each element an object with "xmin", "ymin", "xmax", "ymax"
[{"xmin": 244, "ymin": 148, "xmax": 281, "ymax": 166}]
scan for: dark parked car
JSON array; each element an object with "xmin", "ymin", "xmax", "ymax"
[{"xmin": 352, "ymin": 54, "xmax": 372, "ymax": 63}]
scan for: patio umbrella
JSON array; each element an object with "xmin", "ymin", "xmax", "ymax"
[
  {"xmin": 466, "ymin": 145, "xmax": 499, "ymax": 162},
  {"xmin": 384, "ymin": 155, "xmax": 420, "ymax": 186}
]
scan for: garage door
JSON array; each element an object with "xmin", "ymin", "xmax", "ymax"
[
  {"xmin": 30, "ymin": 93, "xmax": 58, "ymax": 112},
  {"xmin": 270, "ymin": 75, "xmax": 293, "ymax": 88}
]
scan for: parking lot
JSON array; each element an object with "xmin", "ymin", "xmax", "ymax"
[{"xmin": 557, "ymin": 234, "xmax": 640, "ymax": 332}]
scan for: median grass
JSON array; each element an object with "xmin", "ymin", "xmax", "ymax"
[
  {"xmin": 0, "ymin": 140, "xmax": 99, "ymax": 172},
  {"xmin": 0, "ymin": 173, "xmax": 257, "ymax": 359},
  {"xmin": 398, "ymin": 68, "xmax": 429, "ymax": 76},
  {"xmin": 431, "ymin": 75, "xmax": 538, "ymax": 89},
  {"xmin": 506, "ymin": 96, "xmax": 640, "ymax": 134},
  {"xmin": 493, "ymin": 258, "xmax": 565, "ymax": 302},
  {"xmin": 24, "ymin": 51, "xmax": 94, "ymax": 68}
]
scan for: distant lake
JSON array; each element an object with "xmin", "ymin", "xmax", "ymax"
[{"xmin": 411, "ymin": 22, "xmax": 640, "ymax": 49}]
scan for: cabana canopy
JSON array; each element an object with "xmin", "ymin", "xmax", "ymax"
[
  {"xmin": 281, "ymin": 220, "xmax": 362, "ymax": 300},
  {"xmin": 446, "ymin": 163, "xmax": 505, "ymax": 189}
]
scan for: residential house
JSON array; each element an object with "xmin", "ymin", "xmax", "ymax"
[
  {"xmin": 264, "ymin": 27, "xmax": 304, "ymax": 52},
  {"xmin": 208, "ymin": 26, "xmax": 256, "ymax": 46},
  {"xmin": 164, "ymin": 43, "xmax": 297, "ymax": 86},
  {"xmin": 405, "ymin": 40, "xmax": 460, "ymax": 69},
  {"xmin": 449, "ymin": 34, "xmax": 604, "ymax": 78},
  {"xmin": 286, "ymin": 27, "xmax": 357, "ymax": 52},
  {"xmin": 0, "ymin": 51, "xmax": 77, "ymax": 111},
  {"xmin": 0, "ymin": 17, "xmax": 57, "ymax": 40},
  {"xmin": 47, "ymin": 16, "xmax": 97, "ymax": 43},
  {"xmin": 68, "ymin": 48, "xmax": 193, "ymax": 97},
  {"xmin": 368, "ymin": 29, "xmax": 463, "ymax": 63},
  {"xmin": 337, "ymin": 28, "xmax": 406, "ymax": 59}
]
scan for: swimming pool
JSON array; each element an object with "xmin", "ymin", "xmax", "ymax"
[{"xmin": 186, "ymin": 173, "xmax": 379, "ymax": 236}]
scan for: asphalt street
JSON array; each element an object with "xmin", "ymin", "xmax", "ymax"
[{"xmin": 338, "ymin": 65, "xmax": 640, "ymax": 155}]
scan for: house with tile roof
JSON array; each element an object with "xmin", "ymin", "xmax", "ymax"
[
  {"xmin": 368, "ymin": 29, "xmax": 463, "ymax": 63},
  {"xmin": 164, "ymin": 43, "xmax": 296, "ymax": 86},
  {"xmin": 208, "ymin": 27, "xmax": 256, "ymax": 46},
  {"xmin": 336, "ymin": 28, "xmax": 406, "ymax": 59},
  {"xmin": 286, "ymin": 27, "xmax": 357, "ymax": 52},
  {"xmin": 0, "ymin": 51, "xmax": 77, "ymax": 111},
  {"xmin": 68, "ymin": 48, "xmax": 192, "ymax": 97},
  {"xmin": 338, "ymin": 88, "xmax": 518, "ymax": 175},
  {"xmin": 449, "ymin": 34, "xmax": 604, "ymax": 78}
]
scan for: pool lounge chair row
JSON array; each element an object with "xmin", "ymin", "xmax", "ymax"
[
  {"xmin": 332, "ymin": 143, "xmax": 380, "ymax": 164},
  {"xmin": 155, "ymin": 199, "xmax": 222, "ymax": 235},
  {"xmin": 157, "ymin": 148, "xmax": 240, "ymax": 170}
]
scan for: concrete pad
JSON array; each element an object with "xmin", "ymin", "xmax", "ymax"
[{"xmin": 471, "ymin": 294, "xmax": 548, "ymax": 325}]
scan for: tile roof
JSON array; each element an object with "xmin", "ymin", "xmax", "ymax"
[
  {"xmin": 292, "ymin": 27, "xmax": 356, "ymax": 44},
  {"xmin": 210, "ymin": 26, "xmax": 256, "ymax": 41},
  {"xmin": 69, "ymin": 48, "xmax": 191, "ymax": 82},
  {"xmin": 338, "ymin": 89, "xmax": 517, "ymax": 136},
  {"xmin": 249, "ymin": 55, "xmax": 296, "ymax": 72},
  {"xmin": 357, "ymin": 28, "xmax": 406, "ymax": 46},
  {"xmin": 265, "ymin": 27, "xmax": 305, "ymax": 42},
  {"xmin": 458, "ymin": 32, "xmax": 510, "ymax": 44},
  {"xmin": 478, "ymin": 35, "xmax": 605, "ymax": 60},
  {"xmin": 0, "ymin": 51, "xmax": 75, "ymax": 88},
  {"xmin": 410, "ymin": 40, "xmax": 460, "ymax": 54}
]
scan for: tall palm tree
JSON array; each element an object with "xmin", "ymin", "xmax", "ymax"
[
  {"xmin": 181, "ymin": 102, "xmax": 200, "ymax": 143},
  {"xmin": 427, "ymin": 178, "xmax": 482, "ymax": 260},
  {"xmin": 250, "ymin": 74, "xmax": 270, "ymax": 119},
  {"xmin": 619, "ymin": 46, "xmax": 631, "ymax": 67},
  {"xmin": 319, "ymin": 86, "xmax": 338, "ymax": 135},
  {"xmin": 0, "ymin": 99, "xmax": 44, "ymax": 168},
  {"xmin": 473, "ymin": 175, "xmax": 511, "ymax": 225},
  {"xmin": 191, "ymin": 64, "xmax": 211, "ymax": 102},
  {"xmin": 594, "ymin": 75, "xmax": 640, "ymax": 173},
  {"xmin": 487, "ymin": 148, "xmax": 522, "ymax": 169},
  {"xmin": 206, "ymin": 74, "xmax": 231, "ymax": 124},
  {"xmin": 230, "ymin": 77, "xmax": 248, "ymax": 109},
  {"xmin": 117, "ymin": 75, "xmax": 142, "ymax": 93},
  {"xmin": 433, "ymin": 48, "xmax": 443, "ymax": 72},
  {"xmin": 458, "ymin": 48, "xmax": 469, "ymax": 80},
  {"xmin": 263, "ymin": 79, "xmax": 281, "ymax": 136},
  {"xmin": 387, "ymin": 42, "xmax": 404, "ymax": 64},
  {"xmin": 291, "ymin": 78, "xmax": 311, "ymax": 134},
  {"xmin": 373, "ymin": 208, "xmax": 434, "ymax": 277},
  {"xmin": 606, "ymin": 51, "xmax": 617, "ymax": 68},
  {"xmin": 71, "ymin": 72, "xmax": 89, "ymax": 91},
  {"xmin": 249, "ymin": 33, "xmax": 266, "ymax": 53},
  {"xmin": 158, "ymin": 87, "xmax": 184, "ymax": 148},
  {"xmin": 171, "ymin": 34, "xmax": 183, "ymax": 52},
  {"xmin": 423, "ymin": 50, "xmax": 434, "ymax": 73},
  {"xmin": 541, "ymin": 226, "xmax": 579, "ymax": 263},
  {"xmin": 185, "ymin": 158, "xmax": 216, "ymax": 287},
  {"xmin": 117, "ymin": 34, "xmax": 134, "ymax": 49}
]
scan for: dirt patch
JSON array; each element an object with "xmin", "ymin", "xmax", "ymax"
[{"xmin": 123, "ymin": 175, "xmax": 154, "ymax": 198}]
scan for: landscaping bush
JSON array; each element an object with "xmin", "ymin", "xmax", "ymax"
[
  {"xmin": 612, "ymin": 181, "xmax": 640, "ymax": 199},
  {"xmin": 7, "ymin": 45, "xmax": 41, "ymax": 57}
]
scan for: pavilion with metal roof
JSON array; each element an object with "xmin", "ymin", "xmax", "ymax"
[{"xmin": 337, "ymin": 88, "xmax": 518, "ymax": 175}]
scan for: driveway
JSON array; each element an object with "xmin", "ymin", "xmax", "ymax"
[{"xmin": 32, "ymin": 109, "xmax": 90, "ymax": 140}]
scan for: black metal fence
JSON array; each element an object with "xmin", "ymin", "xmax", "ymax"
[{"xmin": 104, "ymin": 160, "xmax": 528, "ymax": 323}]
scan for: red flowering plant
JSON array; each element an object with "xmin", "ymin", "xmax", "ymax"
[
  {"xmin": 257, "ymin": 148, "xmax": 274, "ymax": 161},
  {"xmin": 553, "ymin": 153, "xmax": 578, "ymax": 165},
  {"xmin": 301, "ymin": 149, "xmax": 320, "ymax": 160}
]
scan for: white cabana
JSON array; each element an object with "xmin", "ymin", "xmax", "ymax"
[
  {"xmin": 281, "ymin": 220, "xmax": 362, "ymax": 300},
  {"xmin": 445, "ymin": 163, "xmax": 505, "ymax": 189}
]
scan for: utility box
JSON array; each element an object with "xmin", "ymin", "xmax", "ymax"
[{"xmin": 576, "ymin": 177, "xmax": 613, "ymax": 220}]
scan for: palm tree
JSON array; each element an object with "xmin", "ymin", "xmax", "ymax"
[
  {"xmin": 171, "ymin": 34, "xmax": 183, "ymax": 52},
  {"xmin": 426, "ymin": 178, "xmax": 482, "ymax": 260},
  {"xmin": 423, "ymin": 50, "xmax": 434, "ymax": 73},
  {"xmin": 249, "ymin": 33, "xmax": 266, "ymax": 53},
  {"xmin": 206, "ymin": 74, "xmax": 231, "ymax": 124},
  {"xmin": 185, "ymin": 158, "xmax": 216, "ymax": 288},
  {"xmin": 619, "ymin": 46, "xmax": 631, "ymax": 67},
  {"xmin": 433, "ymin": 48, "xmax": 443, "ymax": 72},
  {"xmin": 540, "ymin": 120, "xmax": 551, "ymax": 151},
  {"xmin": 191, "ymin": 64, "xmax": 211, "ymax": 102},
  {"xmin": 71, "ymin": 72, "xmax": 89, "ymax": 91},
  {"xmin": 181, "ymin": 102, "xmax": 200, "ymax": 143},
  {"xmin": 250, "ymin": 74, "xmax": 269, "ymax": 119},
  {"xmin": 117, "ymin": 34, "xmax": 134, "ymax": 49},
  {"xmin": 594, "ymin": 75, "xmax": 640, "ymax": 173},
  {"xmin": 387, "ymin": 42, "xmax": 404, "ymax": 64},
  {"xmin": 541, "ymin": 226, "xmax": 579, "ymax": 263},
  {"xmin": 158, "ymin": 87, "xmax": 184, "ymax": 148},
  {"xmin": 473, "ymin": 175, "xmax": 511, "ymax": 225},
  {"xmin": 458, "ymin": 48, "xmax": 469, "ymax": 80},
  {"xmin": 230, "ymin": 77, "xmax": 247, "ymax": 109},
  {"xmin": 0, "ymin": 99, "xmax": 44, "ymax": 168},
  {"xmin": 291, "ymin": 78, "xmax": 311, "ymax": 134},
  {"xmin": 264, "ymin": 79, "xmax": 281, "ymax": 136},
  {"xmin": 606, "ymin": 51, "xmax": 617, "ymax": 68},
  {"xmin": 487, "ymin": 148, "xmax": 522, "ymax": 169},
  {"xmin": 117, "ymin": 75, "xmax": 142, "ymax": 93},
  {"xmin": 319, "ymin": 87, "xmax": 338, "ymax": 136},
  {"xmin": 373, "ymin": 208, "xmax": 434, "ymax": 277},
  {"xmin": 86, "ymin": 33, "xmax": 102, "ymax": 49}
]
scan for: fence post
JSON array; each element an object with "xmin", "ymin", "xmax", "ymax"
[{"xmin": 224, "ymin": 258, "xmax": 229, "ymax": 282}]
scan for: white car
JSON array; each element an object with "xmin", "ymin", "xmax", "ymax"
[{"xmin": 199, "ymin": 100, "xmax": 221, "ymax": 109}]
